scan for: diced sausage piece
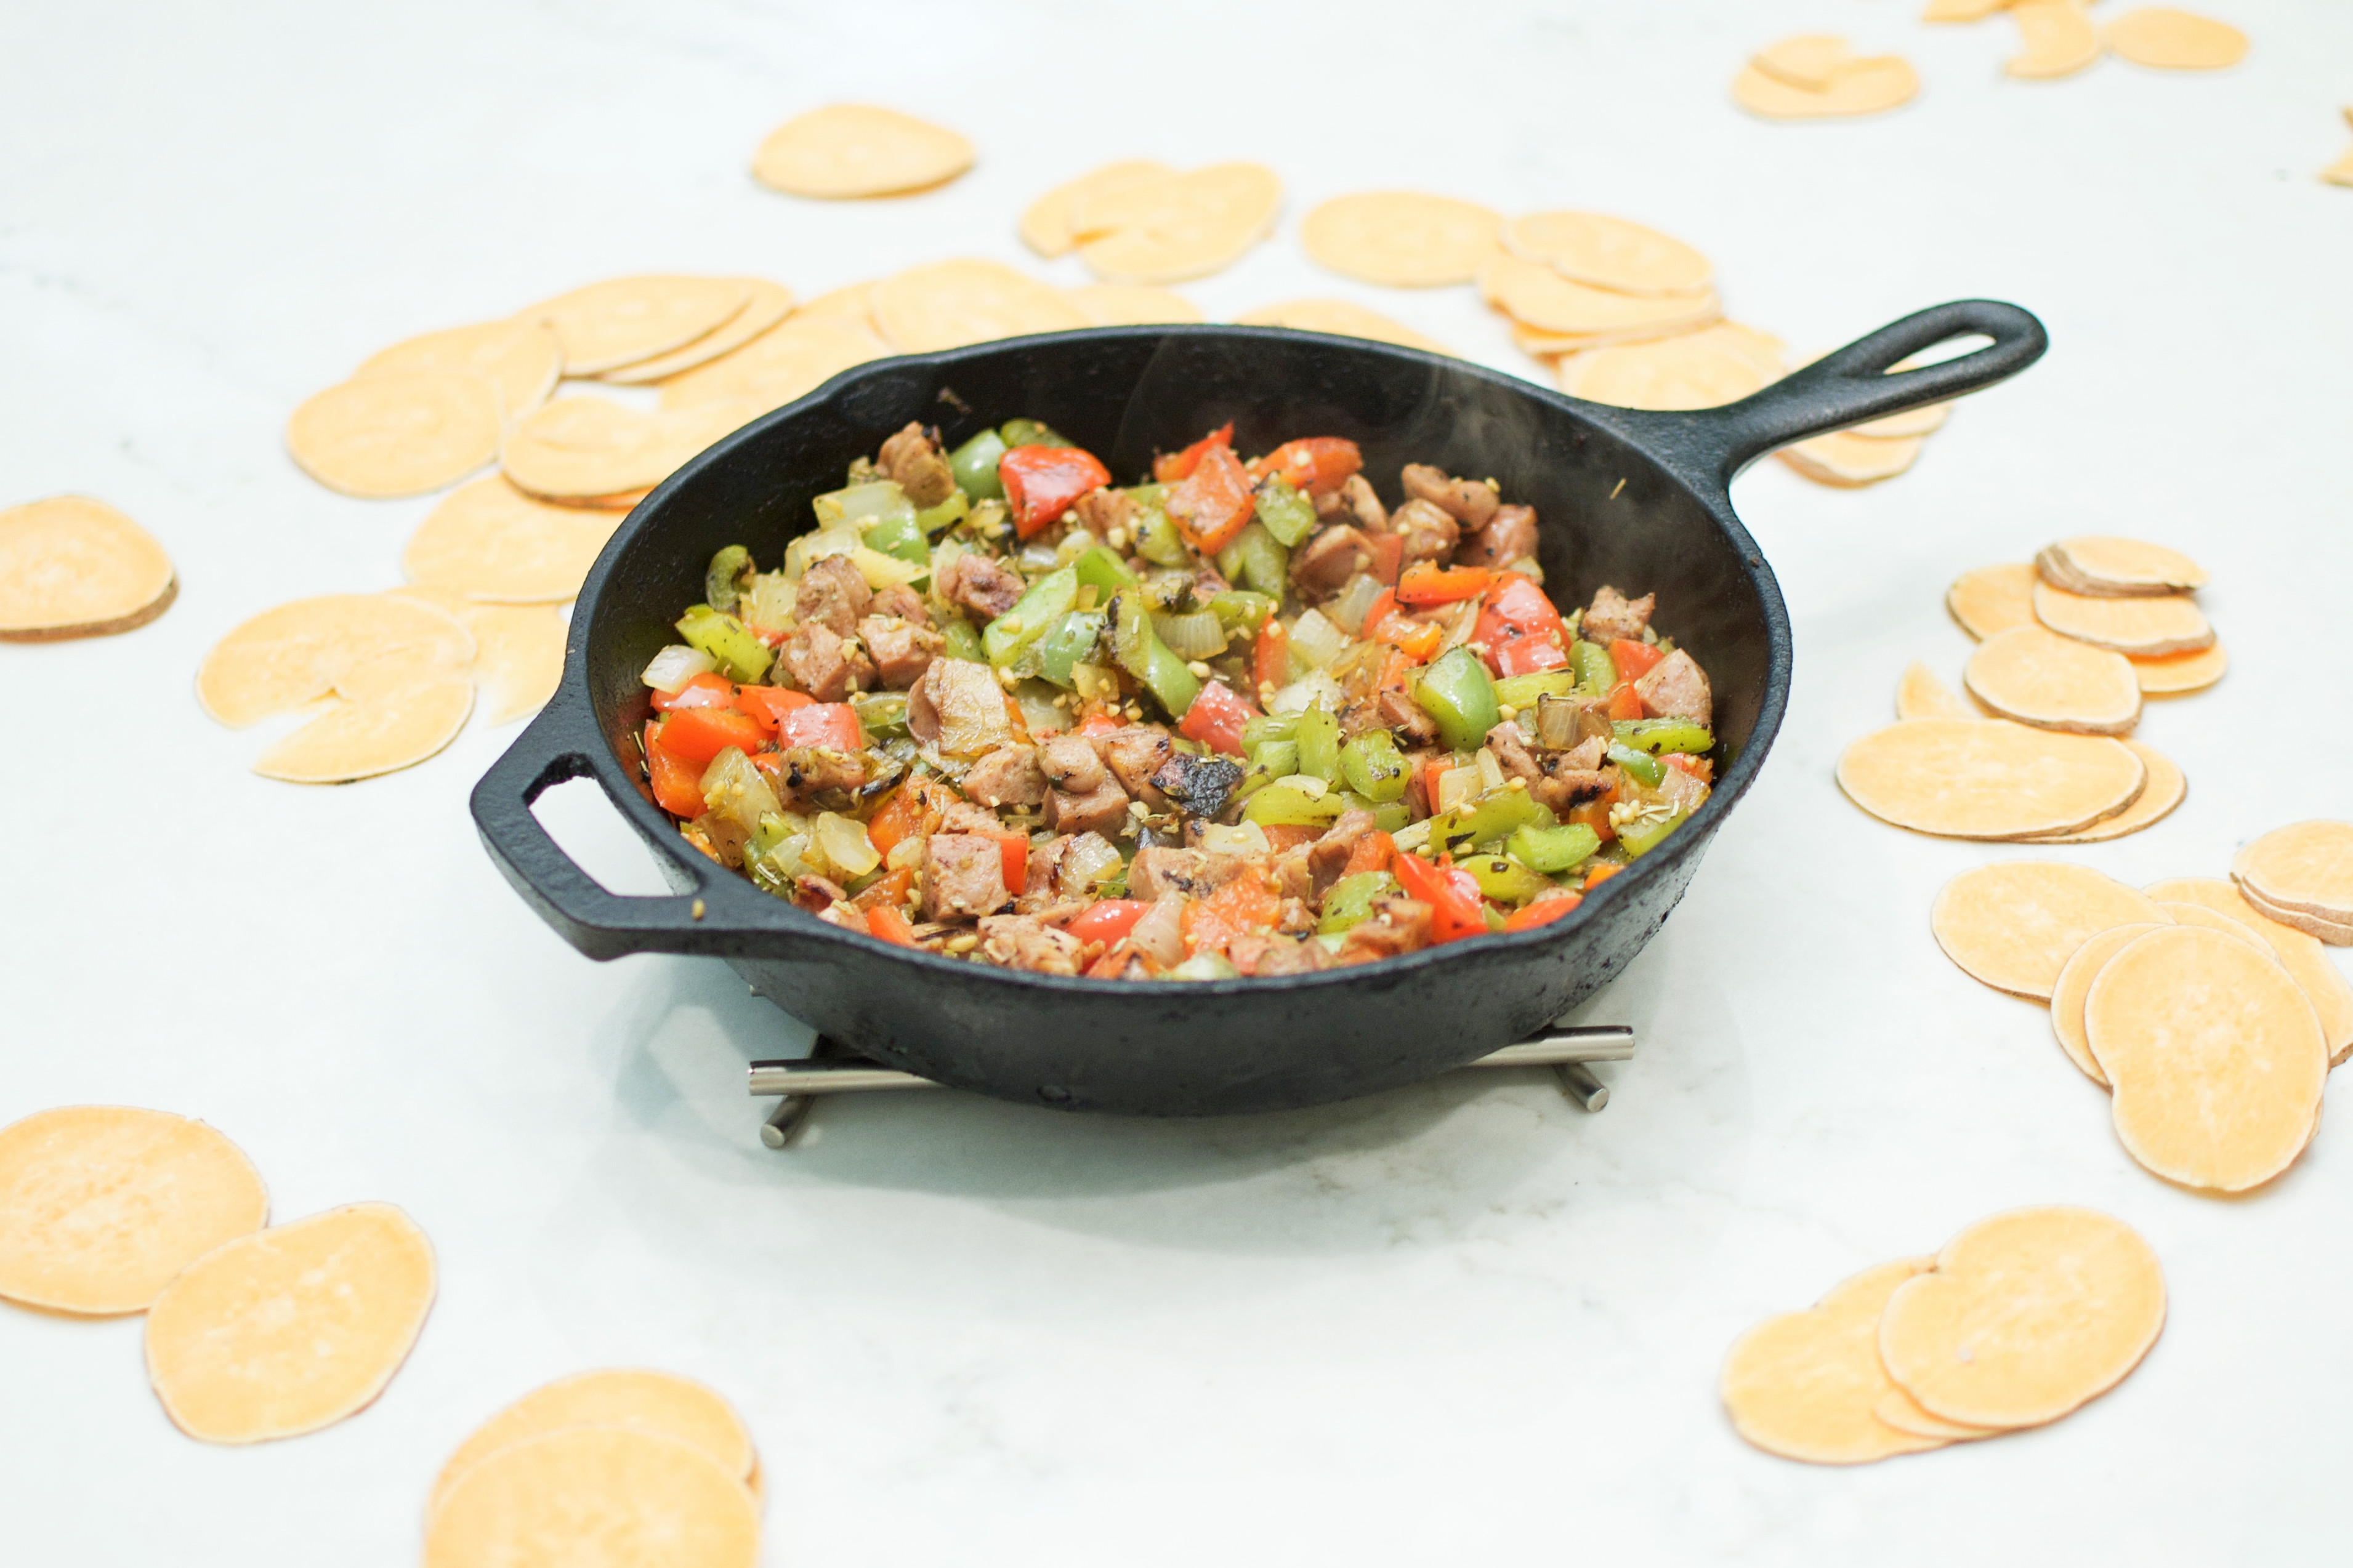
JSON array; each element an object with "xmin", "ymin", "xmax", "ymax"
[
  {"xmin": 872, "ymin": 583, "xmax": 929, "ymax": 626},
  {"xmin": 1456, "ymin": 504, "xmax": 1538, "ymax": 571},
  {"xmin": 1337, "ymin": 898, "xmax": 1433, "ymax": 963},
  {"xmin": 939, "ymin": 552, "xmax": 1027, "ymax": 619},
  {"xmin": 1306, "ymin": 808, "xmax": 1378, "ymax": 899},
  {"xmin": 1341, "ymin": 473, "xmax": 1389, "ymax": 533},
  {"xmin": 1634, "ymin": 648, "xmax": 1711, "ymax": 725},
  {"xmin": 938, "ymin": 799, "xmax": 1007, "ymax": 837},
  {"xmin": 878, "ymin": 422, "xmax": 956, "ymax": 508},
  {"xmin": 1275, "ymin": 897, "xmax": 1318, "ymax": 937},
  {"xmin": 1387, "ymin": 498, "xmax": 1460, "ymax": 566},
  {"xmin": 1483, "ymin": 720, "xmax": 1542, "ymax": 785},
  {"xmin": 1659, "ymin": 763, "xmax": 1712, "ymax": 817},
  {"xmin": 771, "ymin": 746, "xmax": 868, "ymax": 799},
  {"xmin": 1036, "ymin": 734, "xmax": 1106, "ymax": 794},
  {"xmin": 1045, "ymin": 778, "xmax": 1130, "ymax": 837},
  {"xmin": 1531, "ymin": 766, "xmax": 1615, "ymax": 816},
  {"xmin": 1197, "ymin": 851, "xmax": 1264, "ymax": 891},
  {"xmin": 977, "ymin": 914, "xmax": 1086, "ymax": 975},
  {"xmin": 1379, "ymin": 685, "xmax": 1440, "ymax": 745},
  {"xmin": 964, "ymin": 742, "xmax": 1047, "ymax": 808},
  {"xmin": 1070, "ymin": 486, "xmax": 1134, "ymax": 539},
  {"xmin": 908, "ymin": 657, "xmax": 1014, "ymax": 756},
  {"xmin": 781, "ymin": 621, "xmax": 875, "ymax": 702},
  {"xmin": 1092, "ymin": 726, "xmax": 1174, "ymax": 805},
  {"xmin": 1020, "ymin": 833, "xmax": 1068, "ymax": 901},
  {"xmin": 858, "ymin": 614, "xmax": 943, "ymax": 690},
  {"xmin": 1290, "ymin": 525, "xmax": 1372, "ymax": 601},
  {"xmin": 1129, "ymin": 846, "xmax": 1209, "ymax": 903},
  {"xmin": 1312, "ymin": 488, "xmax": 1350, "ymax": 522},
  {"xmin": 1400, "ymin": 464, "xmax": 1500, "ymax": 529},
  {"xmin": 1400, "ymin": 747, "xmax": 1440, "ymax": 818},
  {"xmin": 1229, "ymin": 931, "xmax": 1330, "ymax": 976},
  {"xmin": 794, "ymin": 555, "xmax": 872, "ymax": 636},
  {"xmin": 1583, "ymin": 584, "xmax": 1656, "ymax": 643},
  {"xmin": 1533, "ymin": 693, "xmax": 1610, "ymax": 752},
  {"xmin": 1558, "ymin": 735, "xmax": 1607, "ymax": 773},
  {"xmin": 816, "ymin": 900, "xmax": 866, "ymax": 931},
  {"xmin": 921, "ymin": 834, "xmax": 1009, "ymax": 922}
]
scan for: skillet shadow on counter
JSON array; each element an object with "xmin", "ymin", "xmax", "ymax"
[{"xmin": 595, "ymin": 915, "xmax": 1754, "ymax": 1260}]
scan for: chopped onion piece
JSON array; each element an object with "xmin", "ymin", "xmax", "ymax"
[
  {"xmin": 1288, "ymin": 608, "xmax": 1350, "ymax": 670},
  {"xmin": 1060, "ymin": 831, "xmax": 1124, "ymax": 892},
  {"xmin": 1475, "ymin": 747, "xmax": 1507, "ymax": 795},
  {"xmin": 1151, "ymin": 609, "xmax": 1227, "ymax": 661},
  {"xmin": 1269, "ymin": 669, "xmax": 1343, "ymax": 715},
  {"xmin": 1167, "ymin": 953, "xmax": 1240, "ymax": 981},
  {"xmin": 1129, "ymin": 895, "xmax": 1187, "ymax": 967},
  {"xmin": 783, "ymin": 526, "xmax": 859, "ymax": 580},
  {"xmin": 1194, "ymin": 821, "xmax": 1270, "ymax": 858},
  {"xmin": 850, "ymin": 544, "xmax": 926, "ymax": 590},
  {"xmin": 1328, "ymin": 573, "xmax": 1383, "ymax": 637},
  {"xmin": 642, "ymin": 643, "xmax": 716, "ymax": 694},
  {"xmin": 1436, "ymin": 764, "xmax": 1482, "ymax": 815},
  {"xmin": 813, "ymin": 811, "xmax": 880, "ymax": 878},
  {"xmin": 1273, "ymin": 774, "xmax": 1330, "ymax": 799}
]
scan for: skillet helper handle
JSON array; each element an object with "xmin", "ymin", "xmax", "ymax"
[
  {"xmin": 1653, "ymin": 299, "xmax": 2048, "ymax": 486},
  {"xmin": 470, "ymin": 692, "xmax": 721, "ymax": 961}
]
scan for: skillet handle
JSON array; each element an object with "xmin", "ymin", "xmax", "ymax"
[
  {"xmin": 469, "ymin": 690, "xmax": 729, "ymax": 961},
  {"xmin": 1626, "ymin": 299, "xmax": 2048, "ymax": 489}
]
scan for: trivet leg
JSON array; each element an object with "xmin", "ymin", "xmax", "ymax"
[{"xmin": 1554, "ymin": 1062, "xmax": 1609, "ymax": 1112}]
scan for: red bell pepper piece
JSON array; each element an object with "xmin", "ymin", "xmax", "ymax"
[
  {"xmin": 1085, "ymin": 938, "xmax": 1140, "ymax": 978},
  {"xmin": 866, "ymin": 779, "xmax": 946, "ymax": 858},
  {"xmin": 1504, "ymin": 895, "xmax": 1582, "ymax": 932},
  {"xmin": 1064, "ymin": 899, "xmax": 1151, "ymax": 950},
  {"xmin": 1569, "ymin": 791, "xmax": 1618, "ymax": 844},
  {"xmin": 1251, "ymin": 618, "xmax": 1288, "ymax": 697},
  {"xmin": 650, "ymin": 672, "xmax": 736, "ymax": 713},
  {"xmin": 1177, "ymin": 679, "xmax": 1255, "ymax": 757},
  {"xmin": 1246, "ymin": 436, "xmax": 1362, "ymax": 497},
  {"xmin": 1342, "ymin": 830, "xmax": 1395, "ymax": 878},
  {"xmin": 866, "ymin": 905, "xmax": 920, "ymax": 947},
  {"xmin": 1392, "ymin": 851, "xmax": 1488, "ymax": 944},
  {"xmin": 1366, "ymin": 531, "xmax": 1404, "ymax": 586},
  {"xmin": 1397, "ymin": 561, "xmax": 1491, "ymax": 606},
  {"xmin": 735, "ymin": 684, "xmax": 815, "ymax": 730},
  {"xmin": 1164, "ymin": 442, "xmax": 1256, "ymax": 555},
  {"xmin": 1608, "ymin": 637, "xmax": 1664, "ymax": 681},
  {"xmin": 1584, "ymin": 862, "xmax": 1624, "ymax": 890},
  {"xmin": 1607, "ymin": 681, "xmax": 1647, "ymax": 722},
  {"xmin": 1420, "ymin": 756, "xmax": 1452, "ymax": 816},
  {"xmin": 1002, "ymin": 444, "xmax": 1112, "ymax": 539},
  {"xmin": 1363, "ymin": 589, "xmax": 1444, "ymax": 662},
  {"xmin": 1492, "ymin": 634, "xmax": 1570, "ymax": 677},
  {"xmin": 775, "ymin": 702, "xmax": 863, "ymax": 751},
  {"xmin": 656, "ymin": 704, "xmax": 770, "ymax": 768},
  {"xmin": 1153, "ymin": 422, "xmax": 1232, "ymax": 483},
  {"xmin": 1180, "ymin": 898, "xmax": 1242, "ymax": 958},
  {"xmin": 995, "ymin": 832, "xmax": 1028, "ymax": 893},
  {"xmin": 644, "ymin": 721, "xmax": 709, "ymax": 818},
  {"xmin": 1261, "ymin": 824, "xmax": 1322, "ymax": 853}
]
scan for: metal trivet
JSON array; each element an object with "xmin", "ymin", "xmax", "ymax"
[{"xmin": 747, "ymin": 1024, "xmax": 1635, "ymax": 1148}]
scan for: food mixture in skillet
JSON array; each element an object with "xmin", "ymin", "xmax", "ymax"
[{"xmin": 636, "ymin": 419, "xmax": 1715, "ymax": 978}]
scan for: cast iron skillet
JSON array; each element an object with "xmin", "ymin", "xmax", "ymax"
[{"xmin": 472, "ymin": 302, "xmax": 2044, "ymax": 1116}]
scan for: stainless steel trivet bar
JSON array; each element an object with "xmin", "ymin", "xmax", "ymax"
[{"xmin": 747, "ymin": 1024, "xmax": 1635, "ymax": 1148}]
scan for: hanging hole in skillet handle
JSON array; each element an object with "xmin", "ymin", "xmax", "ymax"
[
  {"xmin": 1622, "ymin": 299, "xmax": 2049, "ymax": 491},
  {"xmin": 469, "ymin": 688, "xmax": 733, "ymax": 961}
]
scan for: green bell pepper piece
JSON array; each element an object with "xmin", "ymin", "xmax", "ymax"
[
  {"xmin": 1317, "ymin": 872, "xmax": 1397, "ymax": 935},
  {"xmin": 1493, "ymin": 670, "xmax": 1578, "ymax": 712},
  {"xmin": 938, "ymin": 616, "xmax": 985, "ymax": 664},
  {"xmin": 1033, "ymin": 609, "xmax": 1107, "ymax": 689},
  {"xmin": 1459, "ymin": 853, "xmax": 1553, "ymax": 904},
  {"xmin": 849, "ymin": 691, "xmax": 909, "ymax": 738},
  {"xmin": 1072, "ymin": 545, "xmax": 1138, "ymax": 597},
  {"xmin": 1413, "ymin": 646, "xmax": 1501, "ymax": 751},
  {"xmin": 1110, "ymin": 592, "xmax": 1200, "ymax": 718},
  {"xmin": 948, "ymin": 430, "xmax": 1007, "ymax": 500},
  {"xmin": 1242, "ymin": 714, "xmax": 1303, "ymax": 752},
  {"xmin": 1613, "ymin": 718, "xmax": 1714, "ymax": 755},
  {"xmin": 1132, "ymin": 491, "xmax": 1192, "ymax": 567},
  {"xmin": 1252, "ymin": 476, "xmax": 1317, "ymax": 547},
  {"xmin": 1336, "ymin": 794, "xmax": 1411, "ymax": 834},
  {"xmin": 1208, "ymin": 590, "xmax": 1276, "ymax": 634},
  {"xmin": 1243, "ymin": 782, "xmax": 1348, "ymax": 827},
  {"xmin": 1214, "ymin": 520, "xmax": 1289, "ymax": 599},
  {"xmin": 1435, "ymin": 786, "xmax": 1554, "ymax": 848},
  {"xmin": 862, "ymin": 511, "xmax": 930, "ymax": 571},
  {"xmin": 1339, "ymin": 730, "xmax": 1408, "ymax": 803},
  {"xmin": 915, "ymin": 491, "xmax": 969, "ymax": 535},
  {"xmin": 984, "ymin": 567, "xmax": 1078, "ymax": 669},
  {"xmin": 704, "ymin": 545, "xmax": 753, "ymax": 614},
  {"xmin": 675, "ymin": 605, "xmax": 772, "ymax": 683},
  {"xmin": 1616, "ymin": 805, "xmax": 1686, "ymax": 859},
  {"xmin": 998, "ymin": 417, "xmax": 1073, "ymax": 450},
  {"xmin": 1247, "ymin": 739, "xmax": 1299, "ymax": 779},
  {"xmin": 1507, "ymin": 822, "xmax": 1601, "ymax": 874},
  {"xmin": 1572, "ymin": 640, "xmax": 1615, "ymax": 693},
  {"xmin": 1294, "ymin": 706, "xmax": 1341, "ymax": 784},
  {"xmin": 1607, "ymin": 740, "xmax": 1666, "ymax": 787}
]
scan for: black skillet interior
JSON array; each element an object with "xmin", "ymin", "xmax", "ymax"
[{"xmin": 474, "ymin": 303, "xmax": 2044, "ymax": 1116}]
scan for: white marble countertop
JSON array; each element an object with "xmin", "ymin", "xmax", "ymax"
[{"xmin": 5, "ymin": 1, "xmax": 2352, "ymax": 1561}]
